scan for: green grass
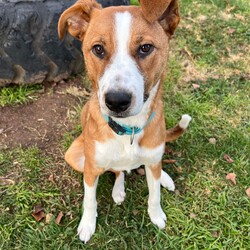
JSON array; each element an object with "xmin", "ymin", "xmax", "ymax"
[
  {"xmin": 0, "ymin": 84, "xmax": 42, "ymax": 107},
  {"xmin": 1, "ymin": 0, "xmax": 250, "ymax": 249}
]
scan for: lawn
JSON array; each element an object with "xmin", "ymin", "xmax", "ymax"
[{"xmin": 0, "ymin": 0, "xmax": 250, "ymax": 249}]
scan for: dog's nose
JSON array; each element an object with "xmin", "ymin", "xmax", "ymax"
[{"xmin": 105, "ymin": 92, "xmax": 132, "ymax": 113}]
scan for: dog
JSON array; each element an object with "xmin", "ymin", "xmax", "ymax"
[{"xmin": 58, "ymin": 0, "xmax": 191, "ymax": 243}]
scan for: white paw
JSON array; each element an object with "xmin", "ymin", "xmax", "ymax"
[
  {"xmin": 77, "ymin": 215, "xmax": 96, "ymax": 243},
  {"xmin": 179, "ymin": 114, "xmax": 192, "ymax": 129},
  {"xmin": 160, "ymin": 170, "xmax": 175, "ymax": 191},
  {"xmin": 112, "ymin": 172, "xmax": 126, "ymax": 205},
  {"xmin": 148, "ymin": 206, "xmax": 167, "ymax": 229}
]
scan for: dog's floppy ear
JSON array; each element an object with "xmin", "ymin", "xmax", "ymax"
[
  {"xmin": 140, "ymin": 0, "xmax": 180, "ymax": 36},
  {"xmin": 58, "ymin": 0, "xmax": 102, "ymax": 40}
]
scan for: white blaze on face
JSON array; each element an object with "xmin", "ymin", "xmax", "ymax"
[{"xmin": 98, "ymin": 11, "xmax": 144, "ymax": 117}]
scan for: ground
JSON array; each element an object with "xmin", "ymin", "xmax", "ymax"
[{"xmin": 0, "ymin": 0, "xmax": 250, "ymax": 249}]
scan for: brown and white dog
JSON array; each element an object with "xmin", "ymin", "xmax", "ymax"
[{"xmin": 58, "ymin": 0, "xmax": 191, "ymax": 243}]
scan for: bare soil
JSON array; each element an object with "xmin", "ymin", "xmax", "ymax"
[{"xmin": 0, "ymin": 78, "xmax": 86, "ymax": 150}]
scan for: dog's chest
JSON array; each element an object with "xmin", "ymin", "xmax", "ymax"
[{"xmin": 95, "ymin": 133, "xmax": 164, "ymax": 171}]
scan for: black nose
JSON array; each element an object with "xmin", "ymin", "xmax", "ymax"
[{"xmin": 105, "ymin": 92, "xmax": 132, "ymax": 113}]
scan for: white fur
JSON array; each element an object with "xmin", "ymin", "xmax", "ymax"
[
  {"xmin": 160, "ymin": 170, "xmax": 175, "ymax": 191},
  {"xmin": 95, "ymin": 135, "xmax": 164, "ymax": 172},
  {"xmin": 179, "ymin": 114, "xmax": 192, "ymax": 129},
  {"xmin": 112, "ymin": 172, "xmax": 126, "ymax": 205},
  {"xmin": 98, "ymin": 12, "xmax": 144, "ymax": 117},
  {"xmin": 78, "ymin": 179, "xmax": 98, "ymax": 243},
  {"xmin": 145, "ymin": 166, "xmax": 166, "ymax": 229}
]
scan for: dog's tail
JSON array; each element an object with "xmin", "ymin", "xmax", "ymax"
[{"xmin": 166, "ymin": 114, "xmax": 191, "ymax": 142}]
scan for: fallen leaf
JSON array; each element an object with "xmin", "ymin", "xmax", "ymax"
[
  {"xmin": 212, "ymin": 231, "xmax": 220, "ymax": 238},
  {"xmin": 204, "ymin": 188, "xmax": 211, "ymax": 196},
  {"xmin": 192, "ymin": 83, "xmax": 200, "ymax": 89},
  {"xmin": 163, "ymin": 159, "xmax": 177, "ymax": 164},
  {"xmin": 32, "ymin": 211, "xmax": 45, "ymax": 222},
  {"xmin": 55, "ymin": 211, "xmax": 63, "ymax": 225},
  {"xmin": 224, "ymin": 154, "xmax": 234, "ymax": 163},
  {"xmin": 226, "ymin": 173, "xmax": 237, "ymax": 185},
  {"xmin": 0, "ymin": 177, "xmax": 15, "ymax": 185},
  {"xmin": 66, "ymin": 86, "xmax": 90, "ymax": 98},
  {"xmin": 45, "ymin": 213, "xmax": 53, "ymax": 224},
  {"xmin": 33, "ymin": 204, "xmax": 44, "ymax": 214},
  {"xmin": 190, "ymin": 213, "xmax": 197, "ymax": 219},
  {"xmin": 227, "ymin": 28, "xmax": 236, "ymax": 34},
  {"xmin": 246, "ymin": 188, "xmax": 250, "ymax": 198},
  {"xmin": 48, "ymin": 174, "xmax": 55, "ymax": 183},
  {"xmin": 136, "ymin": 168, "xmax": 145, "ymax": 176},
  {"xmin": 209, "ymin": 138, "xmax": 216, "ymax": 144},
  {"xmin": 234, "ymin": 14, "xmax": 245, "ymax": 21}
]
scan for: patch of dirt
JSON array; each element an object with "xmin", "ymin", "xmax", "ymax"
[{"xmin": 0, "ymin": 77, "xmax": 88, "ymax": 150}]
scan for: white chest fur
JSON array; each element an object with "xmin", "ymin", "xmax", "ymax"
[{"xmin": 95, "ymin": 132, "xmax": 164, "ymax": 172}]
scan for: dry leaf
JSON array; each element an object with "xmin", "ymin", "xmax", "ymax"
[
  {"xmin": 234, "ymin": 14, "xmax": 245, "ymax": 21},
  {"xmin": 226, "ymin": 173, "xmax": 236, "ymax": 185},
  {"xmin": 227, "ymin": 28, "xmax": 236, "ymax": 34},
  {"xmin": 33, "ymin": 204, "xmax": 44, "ymax": 214},
  {"xmin": 204, "ymin": 188, "xmax": 211, "ymax": 196},
  {"xmin": 209, "ymin": 138, "xmax": 216, "ymax": 144},
  {"xmin": 32, "ymin": 211, "xmax": 45, "ymax": 222},
  {"xmin": 55, "ymin": 211, "xmax": 63, "ymax": 225},
  {"xmin": 32, "ymin": 204, "xmax": 45, "ymax": 222},
  {"xmin": 66, "ymin": 86, "xmax": 90, "ymax": 98},
  {"xmin": 190, "ymin": 213, "xmax": 197, "ymax": 219},
  {"xmin": 246, "ymin": 188, "xmax": 250, "ymax": 198},
  {"xmin": 192, "ymin": 83, "xmax": 200, "ymax": 89},
  {"xmin": 212, "ymin": 231, "xmax": 220, "ymax": 238},
  {"xmin": 136, "ymin": 168, "xmax": 145, "ymax": 176},
  {"xmin": 45, "ymin": 213, "xmax": 53, "ymax": 224},
  {"xmin": 48, "ymin": 174, "xmax": 55, "ymax": 183},
  {"xmin": 224, "ymin": 154, "xmax": 234, "ymax": 163},
  {"xmin": 163, "ymin": 159, "xmax": 177, "ymax": 164}
]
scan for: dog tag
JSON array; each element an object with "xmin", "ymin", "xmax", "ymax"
[{"xmin": 130, "ymin": 127, "xmax": 135, "ymax": 145}]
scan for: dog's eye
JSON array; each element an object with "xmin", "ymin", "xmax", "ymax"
[
  {"xmin": 92, "ymin": 45, "xmax": 105, "ymax": 59},
  {"xmin": 138, "ymin": 44, "xmax": 154, "ymax": 58}
]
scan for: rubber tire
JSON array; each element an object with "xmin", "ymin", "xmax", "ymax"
[{"xmin": 0, "ymin": 0, "xmax": 130, "ymax": 86}]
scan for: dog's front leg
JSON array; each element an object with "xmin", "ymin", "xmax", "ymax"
[
  {"xmin": 145, "ymin": 163, "xmax": 166, "ymax": 229},
  {"xmin": 77, "ymin": 172, "xmax": 99, "ymax": 243}
]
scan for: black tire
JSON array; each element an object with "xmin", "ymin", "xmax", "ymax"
[{"xmin": 0, "ymin": 0, "xmax": 130, "ymax": 86}]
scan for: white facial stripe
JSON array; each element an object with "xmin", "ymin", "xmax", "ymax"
[
  {"xmin": 98, "ymin": 12, "xmax": 144, "ymax": 117},
  {"xmin": 115, "ymin": 12, "xmax": 132, "ymax": 56}
]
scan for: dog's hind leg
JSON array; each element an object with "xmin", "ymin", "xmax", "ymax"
[
  {"xmin": 111, "ymin": 171, "xmax": 126, "ymax": 205},
  {"xmin": 166, "ymin": 114, "xmax": 191, "ymax": 142},
  {"xmin": 160, "ymin": 170, "xmax": 175, "ymax": 191},
  {"xmin": 65, "ymin": 134, "xmax": 85, "ymax": 173}
]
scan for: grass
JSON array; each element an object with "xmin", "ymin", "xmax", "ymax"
[
  {"xmin": 0, "ymin": 0, "xmax": 250, "ymax": 249},
  {"xmin": 0, "ymin": 84, "xmax": 42, "ymax": 107}
]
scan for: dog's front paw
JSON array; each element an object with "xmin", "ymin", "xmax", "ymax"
[
  {"xmin": 112, "ymin": 172, "xmax": 126, "ymax": 205},
  {"xmin": 77, "ymin": 215, "xmax": 96, "ymax": 243},
  {"xmin": 160, "ymin": 170, "xmax": 175, "ymax": 191},
  {"xmin": 112, "ymin": 183, "xmax": 126, "ymax": 205},
  {"xmin": 148, "ymin": 206, "xmax": 167, "ymax": 229}
]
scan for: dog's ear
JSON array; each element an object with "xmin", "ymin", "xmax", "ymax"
[
  {"xmin": 139, "ymin": 0, "xmax": 180, "ymax": 36},
  {"xmin": 58, "ymin": 0, "xmax": 102, "ymax": 40}
]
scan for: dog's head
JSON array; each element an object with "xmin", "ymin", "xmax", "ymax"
[{"xmin": 58, "ymin": 0, "xmax": 179, "ymax": 118}]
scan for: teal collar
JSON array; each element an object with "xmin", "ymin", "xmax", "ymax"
[{"xmin": 103, "ymin": 111, "xmax": 156, "ymax": 137}]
